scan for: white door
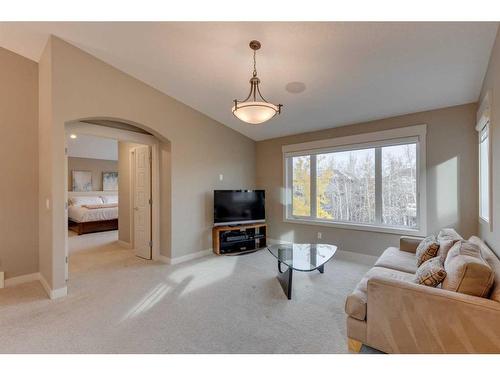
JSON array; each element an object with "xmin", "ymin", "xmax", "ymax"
[{"xmin": 133, "ymin": 145, "xmax": 152, "ymax": 259}]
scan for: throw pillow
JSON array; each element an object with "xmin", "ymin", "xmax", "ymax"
[
  {"xmin": 442, "ymin": 240, "xmax": 494, "ymax": 297},
  {"xmin": 416, "ymin": 235, "xmax": 440, "ymax": 267},
  {"xmin": 415, "ymin": 257, "xmax": 447, "ymax": 287},
  {"xmin": 437, "ymin": 228, "xmax": 463, "ymax": 262}
]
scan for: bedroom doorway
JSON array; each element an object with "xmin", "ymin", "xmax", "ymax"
[{"xmin": 64, "ymin": 120, "xmax": 161, "ymax": 282}]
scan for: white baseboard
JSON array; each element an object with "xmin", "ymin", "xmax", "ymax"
[
  {"xmin": 4, "ymin": 272, "xmax": 40, "ymax": 288},
  {"xmin": 117, "ymin": 240, "xmax": 132, "ymax": 249},
  {"xmin": 267, "ymin": 238, "xmax": 378, "ymax": 266},
  {"xmin": 3, "ymin": 272, "xmax": 67, "ymax": 299},
  {"xmin": 39, "ymin": 274, "xmax": 67, "ymax": 299},
  {"xmin": 160, "ymin": 249, "xmax": 213, "ymax": 265},
  {"xmin": 38, "ymin": 274, "xmax": 51, "ymax": 296}
]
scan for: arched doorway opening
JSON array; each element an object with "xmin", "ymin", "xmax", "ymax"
[{"xmin": 62, "ymin": 117, "xmax": 171, "ymax": 288}]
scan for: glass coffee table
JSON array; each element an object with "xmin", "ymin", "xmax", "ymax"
[{"xmin": 267, "ymin": 243, "xmax": 338, "ymax": 300}]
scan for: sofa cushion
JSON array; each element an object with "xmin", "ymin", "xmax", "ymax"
[
  {"xmin": 374, "ymin": 247, "xmax": 418, "ymax": 274},
  {"xmin": 415, "ymin": 257, "xmax": 447, "ymax": 287},
  {"xmin": 415, "ymin": 235, "xmax": 440, "ymax": 266},
  {"xmin": 437, "ymin": 228, "xmax": 463, "ymax": 262},
  {"xmin": 468, "ymin": 236, "xmax": 500, "ymax": 302},
  {"xmin": 442, "ymin": 240, "xmax": 494, "ymax": 297},
  {"xmin": 345, "ymin": 267, "xmax": 414, "ymax": 321},
  {"xmin": 400, "ymin": 236, "xmax": 423, "ymax": 253}
]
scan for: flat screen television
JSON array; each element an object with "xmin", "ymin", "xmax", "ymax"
[{"xmin": 214, "ymin": 190, "xmax": 265, "ymax": 226}]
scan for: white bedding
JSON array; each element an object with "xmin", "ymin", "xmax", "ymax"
[{"xmin": 68, "ymin": 205, "xmax": 118, "ymax": 223}]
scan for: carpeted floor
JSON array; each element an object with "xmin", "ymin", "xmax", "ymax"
[{"xmin": 0, "ymin": 231, "xmax": 374, "ymax": 353}]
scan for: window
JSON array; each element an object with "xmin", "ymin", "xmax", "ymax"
[
  {"xmin": 382, "ymin": 143, "xmax": 417, "ymax": 228},
  {"xmin": 292, "ymin": 155, "xmax": 311, "ymax": 216},
  {"xmin": 477, "ymin": 92, "xmax": 491, "ymax": 225},
  {"xmin": 284, "ymin": 125, "xmax": 426, "ymax": 235},
  {"xmin": 479, "ymin": 124, "xmax": 489, "ymax": 223},
  {"xmin": 316, "ymin": 148, "xmax": 375, "ymax": 223}
]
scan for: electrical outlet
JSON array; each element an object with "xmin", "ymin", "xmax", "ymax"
[
  {"xmin": 317, "ymin": 232, "xmax": 322, "ymax": 239},
  {"xmin": 219, "ymin": 174, "xmax": 223, "ymax": 181}
]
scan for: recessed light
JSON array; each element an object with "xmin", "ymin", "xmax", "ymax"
[{"xmin": 70, "ymin": 134, "xmax": 77, "ymax": 139}]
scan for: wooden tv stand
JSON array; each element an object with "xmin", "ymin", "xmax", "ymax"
[{"xmin": 212, "ymin": 223, "xmax": 267, "ymax": 255}]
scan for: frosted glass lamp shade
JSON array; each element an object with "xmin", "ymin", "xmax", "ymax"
[{"xmin": 232, "ymin": 101, "xmax": 279, "ymax": 124}]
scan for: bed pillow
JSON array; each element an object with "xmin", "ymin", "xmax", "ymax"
[
  {"xmin": 101, "ymin": 195, "xmax": 118, "ymax": 204},
  {"xmin": 70, "ymin": 196, "xmax": 104, "ymax": 206}
]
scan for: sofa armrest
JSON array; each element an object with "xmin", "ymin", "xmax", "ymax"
[
  {"xmin": 366, "ymin": 276, "xmax": 500, "ymax": 353},
  {"xmin": 399, "ymin": 236, "xmax": 422, "ymax": 253}
]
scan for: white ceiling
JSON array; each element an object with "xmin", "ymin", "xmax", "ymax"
[
  {"xmin": 67, "ymin": 133, "xmax": 118, "ymax": 161},
  {"xmin": 1, "ymin": 22, "xmax": 498, "ymax": 141}
]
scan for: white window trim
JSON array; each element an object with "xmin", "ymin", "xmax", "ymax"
[
  {"xmin": 477, "ymin": 91, "xmax": 492, "ymax": 230},
  {"xmin": 282, "ymin": 124, "xmax": 427, "ymax": 236}
]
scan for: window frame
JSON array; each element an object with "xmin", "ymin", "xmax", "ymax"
[
  {"xmin": 477, "ymin": 92, "xmax": 492, "ymax": 229},
  {"xmin": 283, "ymin": 125, "xmax": 427, "ymax": 236}
]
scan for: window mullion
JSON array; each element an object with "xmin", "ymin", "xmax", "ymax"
[
  {"xmin": 286, "ymin": 157, "xmax": 293, "ymax": 219},
  {"xmin": 375, "ymin": 147, "xmax": 382, "ymax": 225},
  {"xmin": 310, "ymin": 154, "xmax": 317, "ymax": 219}
]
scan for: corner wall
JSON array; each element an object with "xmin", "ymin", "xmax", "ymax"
[
  {"xmin": 0, "ymin": 47, "xmax": 39, "ymax": 279},
  {"xmin": 256, "ymin": 103, "xmax": 478, "ymax": 257},
  {"xmin": 479, "ymin": 27, "xmax": 500, "ymax": 257}
]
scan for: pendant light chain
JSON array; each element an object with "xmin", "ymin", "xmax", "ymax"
[{"xmin": 253, "ymin": 49, "xmax": 257, "ymax": 77}]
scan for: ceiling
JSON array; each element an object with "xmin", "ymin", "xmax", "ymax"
[
  {"xmin": 67, "ymin": 133, "xmax": 118, "ymax": 161},
  {"xmin": 1, "ymin": 22, "xmax": 498, "ymax": 141}
]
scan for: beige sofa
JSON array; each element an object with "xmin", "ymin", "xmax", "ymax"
[{"xmin": 345, "ymin": 234, "xmax": 500, "ymax": 353}]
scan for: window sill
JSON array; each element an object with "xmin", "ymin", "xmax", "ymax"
[{"xmin": 284, "ymin": 217, "xmax": 425, "ymax": 236}]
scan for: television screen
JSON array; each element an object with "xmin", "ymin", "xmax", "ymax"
[{"xmin": 214, "ymin": 190, "xmax": 265, "ymax": 225}]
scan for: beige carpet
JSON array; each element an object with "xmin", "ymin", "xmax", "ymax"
[{"xmin": 0, "ymin": 231, "xmax": 373, "ymax": 353}]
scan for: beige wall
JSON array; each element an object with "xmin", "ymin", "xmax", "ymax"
[
  {"xmin": 39, "ymin": 37, "xmax": 255, "ymax": 290},
  {"xmin": 0, "ymin": 47, "xmax": 39, "ymax": 279},
  {"xmin": 256, "ymin": 103, "xmax": 478, "ymax": 257},
  {"xmin": 479, "ymin": 27, "xmax": 500, "ymax": 257},
  {"xmin": 68, "ymin": 157, "xmax": 118, "ymax": 192}
]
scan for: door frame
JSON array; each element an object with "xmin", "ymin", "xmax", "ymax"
[{"xmin": 65, "ymin": 122, "xmax": 161, "ymax": 266}]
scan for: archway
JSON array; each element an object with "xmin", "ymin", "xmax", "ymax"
[{"xmin": 61, "ymin": 117, "xmax": 172, "ymax": 292}]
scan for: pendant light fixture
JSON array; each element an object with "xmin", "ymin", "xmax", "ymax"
[{"xmin": 232, "ymin": 40, "xmax": 283, "ymax": 124}]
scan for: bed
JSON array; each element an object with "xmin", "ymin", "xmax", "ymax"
[{"xmin": 68, "ymin": 195, "xmax": 118, "ymax": 235}]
